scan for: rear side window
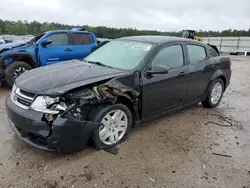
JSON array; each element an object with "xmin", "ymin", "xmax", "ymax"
[
  {"xmin": 47, "ymin": 33, "xmax": 69, "ymax": 46},
  {"xmin": 152, "ymin": 44, "xmax": 184, "ymax": 69},
  {"xmin": 71, "ymin": 33, "xmax": 94, "ymax": 45},
  {"xmin": 207, "ymin": 45, "xmax": 219, "ymax": 57},
  {"xmin": 187, "ymin": 44, "xmax": 207, "ymax": 64}
]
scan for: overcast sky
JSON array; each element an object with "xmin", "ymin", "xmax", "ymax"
[{"xmin": 1, "ymin": 0, "xmax": 249, "ymax": 31}]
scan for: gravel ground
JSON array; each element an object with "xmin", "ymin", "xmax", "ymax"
[{"xmin": 0, "ymin": 56, "xmax": 250, "ymax": 188}]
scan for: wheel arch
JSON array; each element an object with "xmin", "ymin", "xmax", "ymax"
[
  {"xmin": 116, "ymin": 95, "xmax": 139, "ymax": 126},
  {"xmin": 201, "ymin": 71, "xmax": 227, "ymax": 101},
  {"xmin": 210, "ymin": 70, "xmax": 227, "ymax": 91},
  {"xmin": 216, "ymin": 76, "xmax": 226, "ymax": 91},
  {"xmin": 0, "ymin": 52, "xmax": 38, "ymax": 69}
]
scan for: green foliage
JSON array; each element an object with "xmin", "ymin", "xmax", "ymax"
[{"xmin": 0, "ymin": 19, "xmax": 249, "ymax": 38}]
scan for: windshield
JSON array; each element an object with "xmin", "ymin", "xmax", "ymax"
[
  {"xmin": 29, "ymin": 33, "xmax": 46, "ymax": 44},
  {"xmin": 85, "ymin": 40, "xmax": 153, "ymax": 70}
]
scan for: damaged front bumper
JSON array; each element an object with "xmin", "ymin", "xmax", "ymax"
[{"xmin": 6, "ymin": 97, "xmax": 99, "ymax": 153}]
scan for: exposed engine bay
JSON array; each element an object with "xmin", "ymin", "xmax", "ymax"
[{"xmin": 41, "ymin": 79, "xmax": 139, "ymax": 125}]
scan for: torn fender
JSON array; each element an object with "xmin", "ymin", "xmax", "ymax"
[
  {"xmin": 103, "ymin": 74, "xmax": 142, "ymax": 122},
  {"xmin": 103, "ymin": 78, "xmax": 140, "ymax": 98},
  {"xmin": 103, "ymin": 79, "xmax": 141, "ymax": 121},
  {"xmin": 68, "ymin": 76, "xmax": 140, "ymax": 103},
  {"xmin": 65, "ymin": 72, "xmax": 142, "ymax": 121}
]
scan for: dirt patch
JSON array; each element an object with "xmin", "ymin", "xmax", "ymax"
[
  {"xmin": 0, "ymin": 56, "xmax": 250, "ymax": 188},
  {"xmin": 79, "ymin": 172, "xmax": 95, "ymax": 182}
]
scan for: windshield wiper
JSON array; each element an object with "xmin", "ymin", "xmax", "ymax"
[{"xmin": 86, "ymin": 60, "xmax": 113, "ymax": 69}]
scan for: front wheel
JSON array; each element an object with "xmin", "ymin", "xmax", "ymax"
[
  {"xmin": 202, "ymin": 78, "xmax": 224, "ymax": 108},
  {"xmin": 4, "ymin": 61, "xmax": 32, "ymax": 87},
  {"xmin": 90, "ymin": 104, "xmax": 133, "ymax": 149}
]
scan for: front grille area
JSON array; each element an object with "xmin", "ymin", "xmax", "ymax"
[
  {"xmin": 19, "ymin": 89, "xmax": 36, "ymax": 98},
  {"xmin": 11, "ymin": 86, "xmax": 35, "ymax": 109}
]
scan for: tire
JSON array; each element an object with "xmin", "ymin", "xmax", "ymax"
[
  {"xmin": 202, "ymin": 78, "xmax": 224, "ymax": 108},
  {"xmin": 4, "ymin": 61, "xmax": 32, "ymax": 88},
  {"xmin": 89, "ymin": 104, "xmax": 133, "ymax": 149}
]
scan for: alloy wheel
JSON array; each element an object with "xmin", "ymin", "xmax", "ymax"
[
  {"xmin": 99, "ymin": 109, "xmax": 128, "ymax": 145},
  {"xmin": 13, "ymin": 67, "xmax": 27, "ymax": 79},
  {"xmin": 210, "ymin": 82, "xmax": 223, "ymax": 105}
]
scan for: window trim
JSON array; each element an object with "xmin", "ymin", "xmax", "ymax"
[
  {"xmin": 70, "ymin": 32, "xmax": 94, "ymax": 46},
  {"xmin": 145, "ymin": 42, "xmax": 186, "ymax": 73},
  {"xmin": 184, "ymin": 43, "xmax": 208, "ymax": 65},
  {"xmin": 45, "ymin": 32, "xmax": 70, "ymax": 46}
]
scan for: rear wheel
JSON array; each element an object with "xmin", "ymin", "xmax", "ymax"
[
  {"xmin": 4, "ymin": 61, "xmax": 32, "ymax": 87},
  {"xmin": 90, "ymin": 104, "xmax": 132, "ymax": 149},
  {"xmin": 202, "ymin": 79, "xmax": 224, "ymax": 108}
]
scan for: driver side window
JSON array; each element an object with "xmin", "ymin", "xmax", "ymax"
[
  {"xmin": 152, "ymin": 44, "xmax": 184, "ymax": 69},
  {"xmin": 47, "ymin": 33, "xmax": 69, "ymax": 46}
]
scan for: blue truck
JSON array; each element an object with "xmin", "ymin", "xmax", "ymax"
[{"xmin": 0, "ymin": 28, "xmax": 98, "ymax": 87}]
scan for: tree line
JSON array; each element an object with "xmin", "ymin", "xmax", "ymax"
[{"xmin": 0, "ymin": 20, "xmax": 250, "ymax": 38}]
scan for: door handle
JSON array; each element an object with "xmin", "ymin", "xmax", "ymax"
[
  {"xmin": 65, "ymin": 48, "xmax": 72, "ymax": 51},
  {"xmin": 208, "ymin": 64, "xmax": 214, "ymax": 68},
  {"xmin": 178, "ymin": 71, "xmax": 186, "ymax": 76}
]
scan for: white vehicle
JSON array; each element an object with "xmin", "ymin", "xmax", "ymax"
[
  {"xmin": 20, "ymin": 35, "xmax": 35, "ymax": 42},
  {"xmin": 0, "ymin": 37, "xmax": 6, "ymax": 45},
  {"xmin": 1, "ymin": 35, "xmax": 24, "ymax": 43}
]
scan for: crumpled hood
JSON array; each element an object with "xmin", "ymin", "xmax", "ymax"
[
  {"xmin": 15, "ymin": 60, "xmax": 128, "ymax": 95},
  {"xmin": 0, "ymin": 41, "xmax": 26, "ymax": 54}
]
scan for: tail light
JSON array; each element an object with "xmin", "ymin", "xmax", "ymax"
[{"xmin": 228, "ymin": 60, "xmax": 232, "ymax": 68}]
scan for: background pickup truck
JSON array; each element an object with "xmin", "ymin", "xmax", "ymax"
[{"xmin": 0, "ymin": 28, "xmax": 98, "ymax": 87}]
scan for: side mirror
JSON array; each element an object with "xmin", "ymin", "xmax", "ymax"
[
  {"xmin": 146, "ymin": 65, "xmax": 169, "ymax": 76},
  {"xmin": 41, "ymin": 38, "xmax": 52, "ymax": 46}
]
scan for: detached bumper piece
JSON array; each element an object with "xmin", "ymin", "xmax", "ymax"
[{"xmin": 6, "ymin": 97, "xmax": 99, "ymax": 153}]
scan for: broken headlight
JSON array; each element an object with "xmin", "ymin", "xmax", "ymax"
[{"xmin": 31, "ymin": 96, "xmax": 66, "ymax": 114}]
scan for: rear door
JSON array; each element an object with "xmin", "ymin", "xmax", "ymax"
[
  {"xmin": 70, "ymin": 32, "xmax": 97, "ymax": 59},
  {"xmin": 185, "ymin": 43, "xmax": 216, "ymax": 101},
  {"xmin": 38, "ymin": 32, "xmax": 72, "ymax": 65}
]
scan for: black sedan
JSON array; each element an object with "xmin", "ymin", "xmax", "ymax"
[{"xmin": 6, "ymin": 36, "xmax": 231, "ymax": 152}]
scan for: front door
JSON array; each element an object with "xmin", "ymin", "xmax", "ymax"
[
  {"xmin": 38, "ymin": 32, "xmax": 73, "ymax": 66},
  {"xmin": 142, "ymin": 44, "xmax": 189, "ymax": 118}
]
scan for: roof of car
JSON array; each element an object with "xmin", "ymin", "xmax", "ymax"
[
  {"xmin": 45, "ymin": 30, "xmax": 91, "ymax": 34},
  {"xmin": 118, "ymin": 35, "xmax": 199, "ymax": 44}
]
